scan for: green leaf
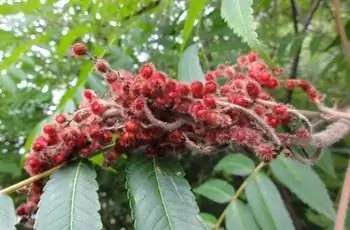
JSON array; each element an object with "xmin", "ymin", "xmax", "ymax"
[
  {"xmin": 0, "ymin": 0, "xmax": 41, "ymax": 15},
  {"xmin": 225, "ymin": 200, "xmax": 259, "ymax": 230},
  {"xmin": 57, "ymin": 25, "xmax": 91, "ymax": 56},
  {"xmin": 270, "ymin": 156, "xmax": 336, "ymax": 220},
  {"xmin": 246, "ymin": 172, "xmax": 294, "ymax": 230},
  {"xmin": 194, "ymin": 179, "xmax": 234, "ymax": 203},
  {"xmin": 220, "ymin": 0, "xmax": 274, "ymax": 67},
  {"xmin": 0, "ymin": 75, "xmax": 17, "ymax": 93},
  {"xmin": 214, "ymin": 153, "xmax": 255, "ymax": 176},
  {"xmin": 178, "ymin": 43, "xmax": 205, "ymax": 83},
  {"xmin": 181, "ymin": 0, "xmax": 208, "ymax": 50},
  {"xmin": 0, "ymin": 194, "xmax": 17, "ymax": 230},
  {"xmin": 0, "ymin": 35, "xmax": 48, "ymax": 71},
  {"xmin": 0, "ymin": 161, "xmax": 20, "ymax": 174},
  {"xmin": 35, "ymin": 161, "xmax": 102, "ymax": 230},
  {"xmin": 200, "ymin": 213, "xmax": 217, "ymax": 230},
  {"xmin": 126, "ymin": 155, "xmax": 205, "ymax": 230}
]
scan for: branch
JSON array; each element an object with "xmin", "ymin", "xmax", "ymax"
[
  {"xmin": 289, "ymin": 0, "xmax": 300, "ymax": 33},
  {"xmin": 332, "ymin": 0, "xmax": 350, "ymax": 64},
  {"xmin": 335, "ymin": 160, "xmax": 350, "ymax": 230},
  {"xmin": 285, "ymin": 0, "xmax": 322, "ymax": 102}
]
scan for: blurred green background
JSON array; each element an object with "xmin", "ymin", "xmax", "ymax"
[{"xmin": 0, "ymin": 0, "xmax": 349, "ymax": 229}]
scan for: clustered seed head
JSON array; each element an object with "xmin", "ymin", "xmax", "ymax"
[{"xmin": 19, "ymin": 43, "xmax": 320, "ymax": 217}]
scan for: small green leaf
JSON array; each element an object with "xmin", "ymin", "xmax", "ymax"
[
  {"xmin": 270, "ymin": 156, "xmax": 336, "ymax": 220},
  {"xmin": 225, "ymin": 200, "xmax": 259, "ymax": 230},
  {"xmin": 0, "ymin": 161, "xmax": 20, "ymax": 174},
  {"xmin": 0, "ymin": 194, "xmax": 17, "ymax": 230},
  {"xmin": 35, "ymin": 161, "xmax": 102, "ymax": 230},
  {"xmin": 178, "ymin": 43, "xmax": 205, "ymax": 83},
  {"xmin": 194, "ymin": 179, "xmax": 234, "ymax": 203},
  {"xmin": 0, "ymin": 75, "xmax": 17, "ymax": 93},
  {"xmin": 127, "ymin": 155, "xmax": 205, "ymax": 230},
  {"xmin": 0, "ymin": 0, "xmax": 41, "ymax": 15},
  {"xmin": 200, "ymin": 213, "xmax": 217, "ymax": 230},
  {"xmin": 214, "ymin": 153, "xmax": 255, "ymax": 176},
  {"xmin": 182, "ymin": 0, "xmax": 208, "ymax": 50},
  {"xmin": 246, "ymin": 172, "xmax": 294, "ymax": 230}
]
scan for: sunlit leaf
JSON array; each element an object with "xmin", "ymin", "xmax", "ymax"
[{"xmin": 178, "ymin": 43, "xmax": 205, "ymax": 83}]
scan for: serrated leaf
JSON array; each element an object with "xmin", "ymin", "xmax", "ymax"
[
  {"xmin": 181, "ymin": 0, "xmax": 208, "ymax": 50},
  {"xmin": 126, "ymin": 156, "xmax": 205, "ymax": 230},
  {"xmin": 194, "ymin": 179, "xmax": 234, "ymax": 203},
  {"xmin": 0, "ymin": 194, "xmax": 17, "ymax": 230},
  {"xmin": 178, "ymin": 43, "xmax": 205, "ymax": 83},
  {"xmin": 220, "ymin": 0, "xmax": 274, "ymax": 67},
  {"xmin": 35, "ymin": 161, "xmax": 102, "ymax": 230},
  {"xmin": 225, "ymin": 200, "xmax": 259, "ymax": 230},
  {"xmin": 270, "ymin": 156, "xmax": 336, "ymax": 220},
  {"xmin": 246, "ymin": 172, "xmax": 294, "ymax": 230},
  {"xmin": 57, "ymin": 25, "xmax": 90, "ymax": 56},
  {"xmin": 200, "ymin": 213, "xmax": 217, "ymax": 230},
  {"xmin": 214, "ymin": 153, "xmax": 255, "ymax": 176}
]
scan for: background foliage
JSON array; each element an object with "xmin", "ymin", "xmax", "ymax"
[{"xmin": 0, "ymin": 0, "xmax": 350, "ymax": 229}]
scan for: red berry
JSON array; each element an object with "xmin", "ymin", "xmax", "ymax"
[
  {"xmin": 139, "ymin": 63, "xmax": 154, "ymax": 79},
  {"xmin": 95, "ymin": 59, "xmax": 109, "ymax": 73},
  {"xmin": 105, "ymin": 71, "xmax": 118, "ymax": 84},
  {"xmin": 246, "ymin": 82, "xmax": 260, "ymax": 98},
  {"xmin": 43, "ymin": 124, "xmax": 56, "ymax": 135},
  {"xmin": 168, "ymin": 130, "xmax": 184, "ymax": 143},
  {"xmin": 91, "ymin": 101, "xmax": 104, "ymax": 114},
  {"xmin": 266, "ymin": 79, "xmax": 279, "ymax": 89},
  {"xmin": 71, "ymin": 43, "xmax": 87, "ymax": 57},
  {"xmin": 247, "ymin": 51, "xmax": 258, "ymax": 62},
  {"xmin": 53, "ymin": 153, "xmax": 66, "ymax": 165},
  {"xmin": 203, "ymin": 96, "xmax": 216, "ymax": 108},
  {"xmin": 32, "ymin": 141, "xmax": 46, "ymax": 151},
  {"xmin": 55, "ymin": 114, "xmax": 66, "ymax": 124},
  {"xmin": 273, "ymin": 105, "xmax": 288, "ymax": 118},
  {"xmin": 204, "ymin": 81, "xmax": 217, "ymax": 94},
  {"xmin": 196, "ymin": 109, "xmax": 208, "ymax": 120},
  {"xmin": 191, "ymin": 81, "xmax": 204, "ymax": 98},
  {"xmin": 119, "ymin": 132, "xmax": 135, "ymax": 147},
  {"xmin": 266, "ymin": 115, "xmax": 280, "ymax": 127},
  {"xmin": 83, "ymin": 89, "xmax": 96, "ymax": 101},
  {"xmin": 145, "ymin": 146, "xmax": 158, "ymax": 157},
  {"xmin": 125, "ymin": 120, "xmax": 139, "ymax": 133},
  {"xmin": 177, "ymin": 84, "xmax": 190, "ymax": 96},
  {"xmin": 205, "ymin": 72, "xmax": 215, "ymax": 81}
]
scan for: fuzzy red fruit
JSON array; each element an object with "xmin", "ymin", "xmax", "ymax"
[
  {"xmin": 55, "ymin": 114, "xmax": 66, "ymax": 124},
  {"xmin": 71, "ymin": 43, "xmax": 87, "ymax": 57},
  {"xmin": 119, "ymin": 132, "xmax": 135, "ymax": 147},
  {"xmin": 168, "ymin": 130, "xmax": 184, "ymax": 143},
  {"xmin": 246, "ymin": 82, "xmax": 260, "ymax": 98},
  {"xmin": 91, "ymin": 101, "xmax": 104, "ymax": 114},
  {"xmin": 247, "ymin": 51, "xmax": 258, "ymax": 62},
  {"xmin": 105, "ymin": 71, "xmax": 118, "ymax": 84},
  {"xmin": 95, "ymin": 59, "xmax": 109, "ymax": 73},
  {"xmin": 177, "ymin": 84, "xmax": 190, "ymax": 96},
  {"xmin": 145, "ymin": 146, "xmax": 158, "ymax": 157},
  {"xmin": 125, "ymin": 120, "xmax": 139, "ymax": 133},
  {"xmin": 266, "ymin": 115, "xmax": 280, "ymax": 128},
  {"xmin": 266, "ymin": 79, "xmax": 279, "ymax": 89},
  {"xmin": 273, "ymin": 105, "xmax": 288, "ymax": 118},
  {"xmin": 191, "ymin": 81, "xmax": 204, "ymax": 98},
  {"xmin": 204, "ymin": 81, "xmax": 217, "ymax": 94},
  {"xmin": 53, "ymin": 153, "xmax": 66, "ymax": 165},
  {"xmin": 32, "ymin": 141, "xmax": 46, "ymax": 151},
  {"xmin": 139, "ymin": 63, "xmax": 154, "ymax": 79},
  {"xmin": 205, "ymin": 72, "xmax": 215, "ymax": 81},
  {"xmin": 43, "ymin": 124, "xmax": 56, "ymax": 135},
  {"xmin": 83, "ymin": 89, "xmax": 96, "ymax": 101},
  {"xmin": 16, "ymin": 204, "xmax": 27, "ymax": 216},
  {"xmin": 196, "ymin": 109, "xmax": 208, "ymax": 120},
  {"xmin": 203, "ymin": 96, "xmax": 216, "ymax": 108}
]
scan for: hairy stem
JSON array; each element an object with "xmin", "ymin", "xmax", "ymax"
[
  {"xmin": 335, "ymin": 160, "xmax": 350, "ymax": 230},
  {"xmin": 213, "ymin": 162, "xmax": 265, "ymax": 229}
]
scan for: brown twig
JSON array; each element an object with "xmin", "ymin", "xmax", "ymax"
[
  {"xmin": 331, "ymin": 0, "xmax": 350, "ymax": 64},
  {"xmin": 334, "ymin": 160, "xmax": 350, "ymax": 230}
]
